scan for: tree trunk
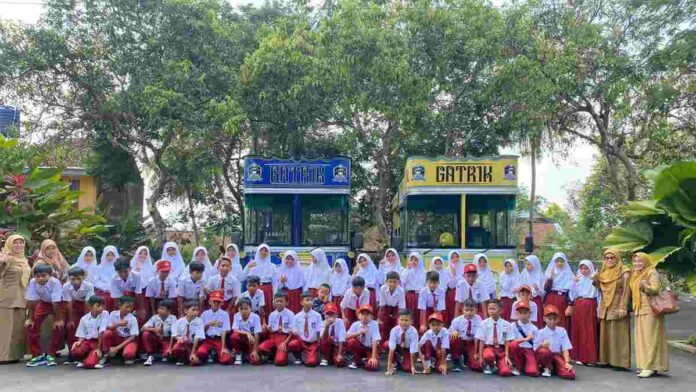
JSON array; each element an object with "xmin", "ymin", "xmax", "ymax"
[
  {"xmin": 528, "ymin": 139, "xmax": 537, "ymax": 249},
  {"xmin": 146, "ymin": 186, "xmax": 167, "ymax": 245},
  {"xmin": 187, "ymin": 189, "xmax": 200, "ymax": 246}
]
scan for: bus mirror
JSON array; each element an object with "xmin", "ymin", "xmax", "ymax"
[
  {"xmin": 231, "ymin": 231, "xmax": 243, "ymax": 247},
  {"xmin": 390, "ymin": 236, "xmax": 402, "ymax": 251},
  {"xmin": 351, "ymin": 233, "xmax": 364, "ymax": 250}
]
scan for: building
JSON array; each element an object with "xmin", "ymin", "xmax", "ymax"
[{"xmin": 516, "ymin": 211, "xmax": 563, "ymax": 250}]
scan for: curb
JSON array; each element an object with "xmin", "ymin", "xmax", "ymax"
[{"xmin": 668, "ymin": 340, "xmax": 696, "ymax": 354}]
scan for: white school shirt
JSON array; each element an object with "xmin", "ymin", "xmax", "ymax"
[
  {"xmin": 238, "ymin": 290, "xmax": 265, "ymax": 313},
  {"xmin": 143, "ymin": 314, "xmax": 177, "ymax": 337},
  {"xmin": 445, "ymin": 271, "xmax": 460, "ymax": 290},
  {"xmin": 75, "ymin": 310, "xmax": 109, "ymax": 340},
  {"xmin": 200, "ymin": 308, "xmax": 231, "ymax": 337},
  {"xmin": 510, "ymin": 320, "xmax": 538, "ymax": 349},
  {"xmin": 475, "ymin": 318, "xmax": 512, "ymax": 346},
  {"xmin": 387, "ymin": 325, "xmax": 419, "ymax": 353},
  {"xmin": 321, "ymin": 318, "xmax": 347, "ymax": 343},
  {"xmin": 207, "ymin": 274, "xmax": 241, "ymax": 302},
  {"xmin": 110, "ymin": 272, "xmax": 143, "ymax": 298},
  {"xmin": 510, "ymin": 300, "xmax": 538, "ymax": 321},
  {"xmin": 232, "ymin": 312, "xmax": 262, "ymax": 334},
  {"xmin": 145, "ymin": 276, "xmax": 178, "ymax": 299},
  {"xmin": 454, "ymin": 280, "xmax": 486, "ymax": 304},
  {"xmin": 340, "ymin": 288, "xmax": 370, "ymax": 310},
  {"xmin": 418, "ymin": 286, "xmax": 446, "ymax": 311},
  {"xmin": 419, "ymin": 328, "xmax": 450, "ymax": 350},
  {"xmin": 533, "ymin": 326, "xmax": 572, "ymax": 353},
  {"xmin": 377, "ymin": 284, "xmax": 406, "ymax": 308},
  {"xmin": 172, "ymin": 317, "xmax": 206, "ymax": 342},
  {"xmin": 107, "ymin": 311, "xmax": 139, "ymax": 337},
  {"xmin": 177, "ymin": 275, "xmax": 206, "ymax": 300},
  {"xmin": 268, "ymin": 308, "xmax": 295, "ymax": 334},
  {"xmin": 348, "ymin": 320, "xmax": 381, "ymax": 348},
  {"xmin": 291, "ymin": 309, "xmax": 323, "ymax": 343},
  {"xmin": 449, "ymin": 314, "xmax": 482, "ymax": 341},
  {"xmin": 62, "ymin": 281, "xmax": 95, "ymax": 302},
  {"xmin": 25, "ymin": 277, "xmax": 63, "ymax": 302},
  {"xmin": 401, "ymin": 267, "xmax": 424, "ymax": 292}
]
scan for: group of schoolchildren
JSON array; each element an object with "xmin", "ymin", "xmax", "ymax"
[{"xmin": 25, "ymin": 242, "xmax": 597, "ymax": 380}]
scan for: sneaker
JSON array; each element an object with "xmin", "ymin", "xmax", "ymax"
[
  {"xmin": 293, "ymin": 359, "xmax": 302, "ymax": 365},
  {"xmin": 124, "ymin": 360, "xmax": 135, "ymax": 365},
  {"xmin": 175, "ymin": 362, "xmax": 184, "ymax": 366},
  {"xmin": 140, "ymin": 353, "xmax": 149, "ymax": 361},
  {"xmin": 63, "ymin": 359, "xmax": 76, "ymax": 366},
  {"xmin": 319, "ymin": 359, "xmax": 329, "ymax": 367},
  {"xmin": 451, "ymin": 360, "xmax": 463, "ymax": 372},
  {"xmin": 637, "ymin": 370, "xmax": 655, "ymax": 378},
  {"xmin": 207, "ymin": 357, "xmax": 214, "ymax": 363},
  {"xmin": 161, "ymin": 357, "xmax": 169, "ymax": 363},
  {"xmin": 26, "ymin": 355, "xmax": 46, "ymax": 367},
  {"xmin": 76, "ymin": 362, "xmax": 84, "ymax": 368},
  {"xmin": 576, "ymin": 361, "xmax": 584, "ymax": 366},
  {"xmin": 234, "ymin": 356, "xmax": 242, "ymax": 365},
  {"xmin": 424, "ymin": 360, "xmax": 432, "ymax": 370},
  {"xmin": 541, "ymin": 368, "xmax": 551, "ymax": 377},
  {"xmin": 483, "ymin": 365, "xmax": 492, "ymax": 375},
  {"xmin": 511, "ymin": 368, "xmax": 521, "ymax": 376},
  {"xmin": 446, "ymin": 353, "xmax": 452, "ymax": 361},
  {"xmin": 94, "ymin": 356, "xmax": 110, "ymax": 369},
  {"xmin": 348, "ymin": 362, "xmax": 358, "ymax": 369},
  {"xmin": 45, "ymin": 355, "xmax": 57, "ymax": 366},
  {"xmin": 144, "ymin": 356, "xmax": 154, "ymax": 366}
]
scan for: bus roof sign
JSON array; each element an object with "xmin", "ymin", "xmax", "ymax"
[{"xmin": 243, "ymin": 156, "xmax": 351, "ymax": 190}]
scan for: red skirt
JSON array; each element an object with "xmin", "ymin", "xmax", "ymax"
[
  {"xmin": 544, "ymin": 292, "xmax": 569, "ymax": 330},
  {"xmin": 570, "ymin": 298, "xmax": 598, "ymax": 363},
  {"xmin": 259, "ymin": 283, "xmax": 274, "ymax": 316},
  {"xmin": 286, "ymin": 288, "xmax": 303, "ymax": 313},
  {"xmin": 532, "ymin": 295, "xmax": 544, "ymax": 328},
  {"xmin": 368, "ymin": 288, "xmax": 377, "ymax": 309},
  {"xmin": 405, "ymin": 291, "xmax": 419, "ymax": 322},
  {"xmin": 500, "ymin": 297, "xmax": 514, "ymax": 321},
  {"xmin": 445, "ymin": 288, "xmax": 457, "ymax": 327}
]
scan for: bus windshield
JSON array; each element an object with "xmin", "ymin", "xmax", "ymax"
[
  {"xmin": 301, "ymin": 194, "xmax": 349, "ymax": 246},
  {"xmin": 405, "ymin": 195, "xmax": 460, "ymax": 248},
  {"xmin": 245, "ymin": 194, "xmax": 292, "ymax": 245}
]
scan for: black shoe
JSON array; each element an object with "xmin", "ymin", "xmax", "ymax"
[{"xmin": 452, "ymin": 360, "xmax": 463, "ymax": 372}]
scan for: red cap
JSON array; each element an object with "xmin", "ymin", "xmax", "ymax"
[
  {"xmin": 464, "ymin": 264, "xmax": 477, "ymax": 274},
  {"xmin": 517, "ymin": 285, "xmax": 532, "ymax": 293},
  {"xmin": 156, "ymin": 260, "xmax": 171, "ymax": 272},
  {"xmin": 543, "ymin": 305, "xmax": 559, "ymax": 316},
  {"xmin": 324, "ymin": 303, "xmax": 339, "ymax": 315},
  {"xmin": 428, "ymin": 312, "xmax": 444, "ymax": 324},
  {"xmin": 209, "ymin": 290, "xmax": 224, "ymax": 302},
  {"xmin": 357, "ymin": 304, "xmax": 373, "ymax": 315},
  {"xmin": 515, "ymin": 300, "xmax": 531, "ymax": 310}
]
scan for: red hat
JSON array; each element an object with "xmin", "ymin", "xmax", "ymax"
[
  {"xmin": 324, "ymin": 303, "xmax": 339, "ymax": 315},
  {"xmin": 543, "ymin": 304, "xmax": 559, "ymax": 316},
  {"xmin": 515, "ymin": 300, "xmax": 531, "ymax": 310},
  {"xmin": 156, "ymin": 260, "xmax": 171, "ymax": 272},
  {"xmin": 464, "ymin": 264, "xmax": 477, "ymax": 274},
  {"xmin": 517, "ymin": 285, "xmax": 532, "ymax": 293},
  {"xmin": 428, "ymin": 312, "xmax": 444, "ymax": 324},
  {"xmin": 357, "ymin": 304, "xmax": 373, "ymax": 315},
  {"xmin": 209, "ymin": 290, "xmax": 224, "ymax": 302}
]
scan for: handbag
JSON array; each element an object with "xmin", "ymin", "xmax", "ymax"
[{"xmin": 649, "ymin": 291, "xmax": 680, "ymax": 315}]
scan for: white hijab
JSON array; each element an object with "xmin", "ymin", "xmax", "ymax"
[
  {"xmin": 571, "ymin": 259, "xmax": 599, "ymax": 299},
  {"xmin": 226, "ymin": 244, "xmax": 243, "ymax": 278},
  {"xmin": 499, "ymin": 258, "xmax": 520, "ymax": 294},
  {"xmin": 519, "ymin": 255, "xmax": 545, "ymax": 295},
  {"xmin": 246, "ymin": 243, "xmax": 276, "ymax": 281},
  {"xmin": 545, "ymin": 252, "xmax": 574, "ymax": 292},
  {"xmin": 379, "ymin": 248, "xmax": 401, "ymax": 283},
  {"xmin": 161, "ymin": 242, "xmax": 185, "ymax": 279},
  {"xmin": 306, "ymin": 248, "xmax": 331, "ymax": 288},
  {"xmin": 97, "ymin": 245, "xmax": 119, "ymax": 285},
  {"xmin": 429, "ymin": 256, "xmax": 448, "ymax": 289},
  {"xmin": 330, "ymin": 258, "xmax": 351, "ymax": 296},
  {"xmin": 75, "ymin": 246, "xmax": 99, "ymax": 284},
  {"xmin": 130, "ymin": 246, "xmax": 155, "ymax": 284},
  {"xmin": 191, "ymin": 246, "xmax": 216, "ymax": 281},
  {"xmin": 275, "ymin": 250, "xmax": 305, "ymax": 290},
  {"xmin": 355, "ymin": 253, "xmax": 379, "ymax": 288},
  {"xmin": 474, "ymin": 253, "xmax": 496, "ymax": 293},
  {"xmin": 447, "ymin": 250, "xmax": 464, "ymax": 277}
]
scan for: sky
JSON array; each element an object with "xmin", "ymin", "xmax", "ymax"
[{"xmin": 1, "ymin": 0, "xmax": 595, "ymax": 210}]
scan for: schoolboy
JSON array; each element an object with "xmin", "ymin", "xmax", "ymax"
[
  {"xmin": 345, "ymin": 304, "xmax": 381, "ymax": 371},
  {"xmin": 455, "ymin": 263, "xmax": 488, "ymax": 318},
  {"xmin": 509, "ymin": 300, "xmax": 539, "ymax": 376},
  {"xmin": 70, "ymin": 295, "xmax": 109, "ymax": 369},
  {"xmin": 178, "ymin": 261, "xmax": 206, "ymax": 316},
  {"xmin": 340, "ymin": 276, "xmax": 370, "ymax": 327},
  {"xmin": 534, "ymin": 305, "xmax": 575, "ymax": 380},
  {"xmin": 475, "ymin": 299, "xmax": 513, "ymax": 376},
  {"xmin": 99, "ymin": 296, "xmax": 139, "ymax": 368},
  {"xmin": 62, "ymin": 266, "xmax": 95, "ymax": 356},
  {"xmin": 140, "ymin": 299, "xmax": 177, "ymax": 366},
  {"xmin": 312, "ymin": 283, "xmax": 332, "ymax": 317},
  {"xmin": 385, "ymin": 309, "xmax": 419, "ymax": 375},
  {"xmin": 197, "ymin": 290, "xmax": 233, "ymax": 365},
  {"xmin": 237, "ymin": 274, "xmax": 264, "ymax": 323},
  {"xmin": 319, "ymin": 302, "xmax": 346, "ymax": 368},
  {"xmin": 448, "ymin": 298, "xmax": 483, "ymax": 372},
  {"xmin": 111, "ymin": 260, "xmax": 146, "ymax": 322},
  {"xmin": 418, "ymin": 271, "xmax": 446, "ymax": 333},
  {"xmin": 377, "ymin": 271, "xmax": 406, "ymax": 341},
  {"xmin": 258, "ymin": 292, "xmax": 296, "ymax": 366},
  {"xmin": 170, "ymin": 301, "xmax": 205, "ymax": 366},
  {"xmin": 419, "ymin": 312, "xmax": 449, "ymax": 375},
  {"xmin": 207, "ymin": 257, "xmax": 241, "ymax": 313},
  {"xmin": 230, "ymin": 298, "xmax": 262, "ymax": 365},
  {"xmin": 25, "ymin": 264, "xmax": 64, "ymax": 367},
  {"xmin": 288, "ymin": 291, "xmax": 322, "ymax": 367},
  {"xmin": 145, "ymin": 260, "xmax": 178, "ymax": 316}
]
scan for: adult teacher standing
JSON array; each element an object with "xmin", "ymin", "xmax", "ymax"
[
  {"xmin": 593, "ymin": 249, "xmax": 631, "ymax": 370},
  {"xmin": 0, "ymin": 234, "xmax": 32, "ymax": 363}
]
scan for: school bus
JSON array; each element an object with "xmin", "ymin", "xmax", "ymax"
[{"xmin": 390, "ymin": 156, "xmax": 519, "ymax": 271}]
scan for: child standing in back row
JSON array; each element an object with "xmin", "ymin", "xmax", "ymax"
[
  {"xmin": 62, "ymin": 266, "xmax": 95, "ymax": 361},
  {"xmin": 456, "ymin": 264, "xmax": 488, "ymax": 318},
  {"xmin": 568, "ymin": 260, "xmax": 599, "ymax": 366},
  {"xmin": 418, "ymin": 271, "xmax": 446, "ymax": 333},
  {"xmin": 341, "ymin": 276, "xmax": 370, "ymax": 327},
  {"xmin": 177, "ymin": 261, "xmax": 206, "ymax": 317},
  {"xmin": 25, "ymin": 264, "xmax": 64, "ymax": 367},
  {"xmin": 377, "ymin": 271, "xmax": 406, "ymax": 341},
  {"xmin": 145, "ymin": 261, "xmax": 178, "ymax": 316}
]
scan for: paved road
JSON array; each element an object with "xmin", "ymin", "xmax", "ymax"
[{"xmin": 1, "ymin": 298, "xmax": 693, "ymax": 392}]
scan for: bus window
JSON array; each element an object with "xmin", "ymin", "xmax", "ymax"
[
  {"xmin": 405, "ymin": 195, "xmax": 460, "ymax": 248},
  {"xmin": 244, "ymin": 194, "xmax": 292, "ymax": 245},
  {"xmin": 466, "ymin": 195, "xmax": 515, "ymax": 249},
  {"xmin": 300, "ymin": 195, "xmax": 349, "ymax": 246}
]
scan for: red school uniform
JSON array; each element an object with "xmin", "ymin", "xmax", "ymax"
[{"xmin": 25, "ymin": 277, "xmax": 64, "ymax": 357}]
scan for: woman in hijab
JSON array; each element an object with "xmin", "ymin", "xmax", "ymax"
[
  {"xmin": 96, "ymin": 245, "xmax": 119, "ymax": 311},
  {"xmin": 130, "ymin": 246, "xmax": 155, "ymax": 287},
  {"xmin": 242, "ymin": 244, "xmax": 276, "ymax": 316},
  {"xmin": 306, "ymin": 248, "xmax": 331, "ymax": 297},
  {"xmin": 378, "ymin": 248, "xmax": 401, "ymax": 285},
  {"xmin": 444, "ymin": 251, "xmax": 463, "ymax": 325},
  {"xmin": 160, "ymin": 242, "xmax": 185, "ymax": 280},
  {"xmin": 568, "ymin": 260, "xmax": 599, "ymax": 365},
  {"xmin": 0, "ymin": 234, "xmax": 32, "ymax": 363},
  {"xmin": 543, "ymin": 252, "xmax": 574, "ymax": 329},
  {"xmin": 499, "ymin": 258, "xmax": 520, "ymax": 321},
  {"xmin": 474, "ymin": 253, "xmax": 496, "ymax": 301},
  {"xmin": 519, "ymin": 255, "xmax": 545, "ymax": 327},
  {"xmin": 217, "ymin": 244, "xmax": 243, "ymax": 280},
  {"xmin": 330, "ymin": 258, "xmax": 351, "ymax": 309},
  {"xmin": 191, "ymin": 246, "xmax": 215, "ymax": 283},
  {"xmin": 353, "ymin": 253, "xmax": 379, "ymax": 309},
  {"xmin": 400, "ymin": 251, "xmax": 426, "ymax": 320},
  {"xmin": 34, "ymin": 239, "xmax": 71, "ymax": 283},
  {"xmin": 593, "ymin": 249, "xmax": 631, "ymax": 370},
  {"xmin": 274, "ymin": 250, "xmax": 305, "ymax": 313},
  {"xmin": 630, "ymin": 252, "xmax": 668, "ymax": 378},
  {"xmin": 75, "ymin": 246, "xmax": 99, "ymax": 286}
]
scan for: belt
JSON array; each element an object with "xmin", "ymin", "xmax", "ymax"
[{"xmin": 260, "ymin": 282, "xmax": 272, "ymax": 285}]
